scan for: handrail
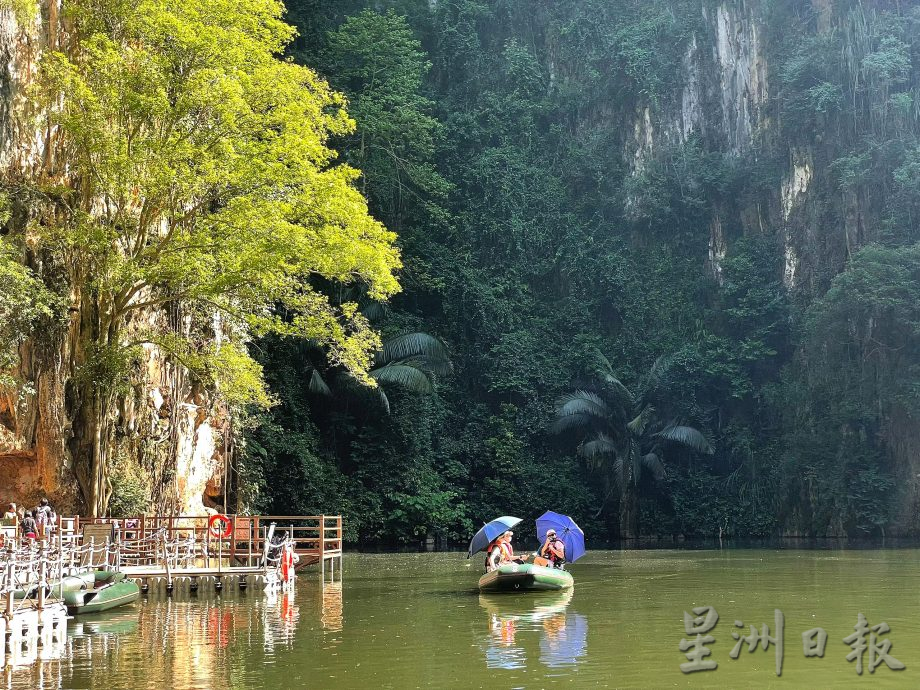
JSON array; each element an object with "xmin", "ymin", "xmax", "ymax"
[{"xmin": 1, "ymin": 515, "xmax": 343, "ymax": 582}]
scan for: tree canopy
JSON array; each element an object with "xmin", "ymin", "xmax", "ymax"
[{"xmin": 1, "ymin": 0, "xmax": 402, "ymax": 514}]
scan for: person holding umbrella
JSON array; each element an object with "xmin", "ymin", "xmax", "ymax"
[
  {"xmin": 538, "ymin": 529, "xmax": 566, "ymax": 569},
  {"xmin": 536, "ymin": 511, "xmax": 585, "ymax": 566}
]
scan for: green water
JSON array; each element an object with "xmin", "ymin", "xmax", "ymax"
[{"xmin": 8, "ymin": 549, "xmax": 920, "ymax": 688}]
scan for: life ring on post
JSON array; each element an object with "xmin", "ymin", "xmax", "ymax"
[{"xmin": 208, "ymin": 513, "xmax": 232, "ymax": 539}]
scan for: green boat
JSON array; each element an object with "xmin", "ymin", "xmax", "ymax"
[
  {"xmin": 478, "ymin": 563, "xmax": 573, "ymax": 592},
  {"xmin": 14, "ymin": 570, "xmax": 95, "ymax": 599},
  {"xmin": 63, "ymin": 571, "xmax": 140, "ymax": 615}
]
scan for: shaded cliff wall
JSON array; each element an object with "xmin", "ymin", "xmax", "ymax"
[{"xmin": 615, "ymin": 0, "xmax": 920, "ymax": 534}]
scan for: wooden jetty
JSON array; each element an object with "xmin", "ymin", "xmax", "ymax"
[
  {"xmin": 2, "ymin": 514, "xmax": 343, "ymax": 665},
  {"xmin": 77, "ymin": 514, "xmax": 343, "ymax": 592}
]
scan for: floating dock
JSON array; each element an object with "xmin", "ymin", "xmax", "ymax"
[{"xmin": 1, "ymin": 514, "xmax": 343, "ymax": 665}]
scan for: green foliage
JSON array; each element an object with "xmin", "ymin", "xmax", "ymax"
[
  {"xmin": 326, "ymin": 9, "xmax": 449, "ymax": 229},
  {"xmin": 28, "ymin": 0, "xmax": 401, "ymax": 390},
  {"xmin": 553, "ymin": 364, "xmax": 712, "ymax": 536},
  {"xmin": 107, "ymin": 453, "xmax": 152, "ymax": 518},
  {"xmin": 0, "ymin": 240, "xmax": 59, "ymax": 387},
  {"xmin": 6, "ymin": 0, "xmax": 406, "ymax": 513},
  {"xmin": 255, "ymin": 0, "xmax": 920, "ymax": 543},
  {"xmin": 0, "ymin": 0, "xmax": 37, "ymax": 23}
]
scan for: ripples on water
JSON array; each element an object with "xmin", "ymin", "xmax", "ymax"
[{"xmin": 6, "ymin": 549, "xmax": 920, "ymax": 688}]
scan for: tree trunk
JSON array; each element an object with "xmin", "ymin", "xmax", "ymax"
[
  {"xmin": 67, "ymin": 289, "xmax": 118, "ymax": 517},
  {"xmin": 619, "ymin": 487, "xmax": 639, "ymax": 540}
]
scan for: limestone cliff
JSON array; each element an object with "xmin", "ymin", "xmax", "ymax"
[
  {"xmin": 616, "ymin": 0, "xmax": 919, "ymax": 534},
  {"xmin": 0, "ymin": 2, "xmax": 227, "ymax": 516}
]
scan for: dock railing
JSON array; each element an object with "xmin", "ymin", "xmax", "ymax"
[{"xmin": 82, "ymin": 515, "xmax": 342, "ymax": 569}]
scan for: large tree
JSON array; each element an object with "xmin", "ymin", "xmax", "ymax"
[
  {"xmin": 0, "ymin": 0, "xmax": 401, "ymax": 514},
  {"xmin": 325, "ymin": 8, "xmax": 448, "ymax": 232}
]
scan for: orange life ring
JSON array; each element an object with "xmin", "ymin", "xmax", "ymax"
[
  {"xmin": 208, "ymin": 513, "xmax": 232, "ymax": 539},
  {"xmin": 281, "ymin": 548, "xmax": 294, "ymax": 581}
]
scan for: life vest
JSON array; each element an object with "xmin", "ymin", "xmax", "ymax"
[
  {"xmin": 541, "ymin": 539, "xmax": 564, "ymax": 563},
  {"xmin": 484, "ymin": 540, "xmax": 496, "ymax": 569},
  {"xmin": 484, "ymin": 540, "xmax": 514, "ymax": 570}
]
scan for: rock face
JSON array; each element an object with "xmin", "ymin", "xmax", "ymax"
[
  {"xmin": 625, "ymin": 2, "xmax": 768, "ymax": 169},
  {"xmin": 616, "ymin": 0, "xmax": 920, "ymax": 534},
  {"xmin": 0, "ymin": 2, "xmax": 226, "ymax": 516}
]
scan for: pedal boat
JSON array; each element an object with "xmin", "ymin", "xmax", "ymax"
[{"xmin": 478, "ymin": 562, "xmax": 573, "ymax": 592}]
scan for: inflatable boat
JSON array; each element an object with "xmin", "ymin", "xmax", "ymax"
[
  {"xmin": 63, "ymin": 571, "xmax": 140, "ymax": 615},
  {"xmin": 478, "ymin": 563, "xmax": 573, "ymax": 592}
]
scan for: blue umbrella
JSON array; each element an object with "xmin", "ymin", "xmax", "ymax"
[
  {"xmin": 467, "ymin": 516, "xmax": 522, "ymax": 558},
  {"xmin": 536, "ymin": 511, "xmax": 586, "ymax": 563}
]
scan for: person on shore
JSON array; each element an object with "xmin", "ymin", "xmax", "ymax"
[
  {"xmin": 20, "ymin": 511, "xmax": 37, "ymax": 539},
  {"xmin": 539, "ymin": 529, "xmax": 566, "ymax": 569},
  {"xmin": 35, "ymin": 498, "xmax": 55, "ymax": 538},
  {"xmin": 3, "ymin": 503, "xmax": 16, "ymax": 521}
]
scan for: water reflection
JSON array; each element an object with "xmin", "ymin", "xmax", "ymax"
[
  {"xmin": 3, "ymin": 588, "xmax": 303, "ymax": 689},
  {"xmin": 539, "ymin": 608, "xmax": 588, "ymax": 668},
  {"xmin": 71, "ymin": 610, "xmax": 140, "ymax": 637},
  {"xmin": 321, "ymin": 581, "xmax": 343, "ymax": 633},
  {"xmin": 479, "ymin": 589, "xmax": 587, "ymax": 671}
]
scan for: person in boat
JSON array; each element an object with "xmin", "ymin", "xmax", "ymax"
[
  {"xmin": 20, "ymin": 510, "xmax": 37, "ymax": 539},
  {"xmin": 486, "ymin": 531, "xmax": 530, "ymax": 571},
  {"xmin": 539, "ymin": 529, "xmax": 566, "ymax": 569}
]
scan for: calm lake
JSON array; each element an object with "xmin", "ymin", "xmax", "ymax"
[{"xmin": 7, "ymin": 548, "xmax": 920, "ymax": 688}]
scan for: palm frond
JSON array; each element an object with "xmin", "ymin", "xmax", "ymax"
[
  {"xmin": 641, "ymin": 452, "xmax": 665, "ymax": 480},
  {"xmin": 377, "ymin": 387, "xmax": 391, "ymax": 414},
  {"xmin": 555, "ymin": 390, "xmax": 610, "ymax": 419},
  {"xmin": 397, "ymin": 354, "xmax": 452, "ymax": 376},
  {"xmin": 654, "ymin": 425, "xmax": 713, "ymax": 454},
  {"xmin": 378, "ymin": 332, "xmax": 451, "ymax": 371},
  {"xmin": 601, "ymin": 374, "xmax": 635, "ymax": 412},
  {"xmin": 626, "ymin": 405, "xmax": 655, "ymax": 436},
  {"xmin": 361, "ymin": 301, "xmax": 388, "ymax": 323},
  {"xmin": 646, "ymin": 353, "xmax": 676, "ymax": 387},
  {"xmin": 580, "ymin": 432, "xmax": 618, "ymax": 459},
  {"xmin": 370, "ymin": 364, "xmax": 433, "ymax": 393},
  {"xmin": 594, "ymin": 352, "xmax": 615, "ymax": 377},
  {"xmin": 640, "ymin": 353, "xmax": 677, "ymax": 402},
  {"xmin": 308, "ymin": 369, "xmax": 332, "ymax": 396},
  {"xmin": 550, "ymin": 411, "xmax": 597, "ymax": 435}
]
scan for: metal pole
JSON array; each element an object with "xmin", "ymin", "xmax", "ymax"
[
  {"xmin": 37, "ymin": 543, "xmax": 46, "ymax": 611},
  {"xmin": 162, "ymin": 531, "xmax": 172, "ymax": 590}
]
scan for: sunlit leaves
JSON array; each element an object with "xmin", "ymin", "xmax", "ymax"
[{"xmin": 23, "ymin": 0, "xmax": 403, "ymax": 407}]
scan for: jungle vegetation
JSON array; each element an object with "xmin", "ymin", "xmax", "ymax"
[
  {"xmin": 3, "ymin": 0, "xmax": 919, "ymax": 542},
  {"xmin": 0, "ymin": 0, "xmax": 401, "ymax": 515},
  {"xmin": 247, "ymin": 0, "xmax": 920, "ymax": 543}
]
